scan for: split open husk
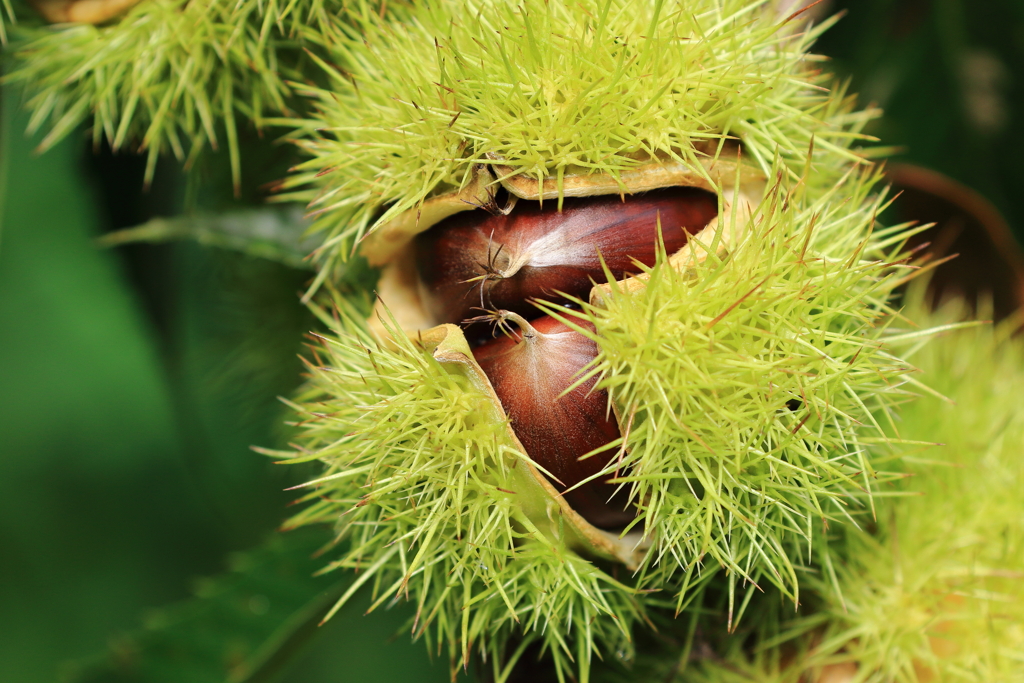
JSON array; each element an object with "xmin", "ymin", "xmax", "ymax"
[{"xmin": 362, "ymin": 156, "xmax": 765, "ymax": 563}]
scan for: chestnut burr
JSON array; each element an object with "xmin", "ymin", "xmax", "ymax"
[
  {"xmin": 472, "ymin": 311, "xmax": 634, "ymax": 529},
  {"xmin": 415, "ymin": 186, "xmax": 718, "ymax": 326}
]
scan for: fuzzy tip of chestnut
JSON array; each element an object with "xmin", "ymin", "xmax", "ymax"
[
  {"xmin": 416, "ymin": 186, "xmax": 719, "ymax": 329},
  {"xmin": 471, "ymin": 309, "xmax": 635, "ymax": 530}
]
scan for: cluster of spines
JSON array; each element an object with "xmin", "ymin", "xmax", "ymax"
[
  {"xmin": 267, "ymin": 2, "xmax": 927, "ymax": 679},
  {"xmin": 279, "ymin": 299, "xmax": 644, "ymax": 682},
  {"xmin": 3, "ymin": 0, "xmax": 347, "ymax": 187},
  {"xmin": 279, "ymin": 0, "xmax": 878, "ymax": 270},
  {"xmin": 278, "ymin": 160, "xmax": 922, "ymax": 681},
  {"xmin": 555, "ymin": 164, "xmax": 914, "ymax": 617},
  {"xmin": 798, "ymin": 296, "xmax": 1024, "ymax": 681},
  {"xmin": 634, "ymin": 299, "xmax": 1024, "ymax": 682}
]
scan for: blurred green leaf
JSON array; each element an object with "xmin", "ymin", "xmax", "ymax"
[
  {"xmin": 99, "ymin": 208, "xmax": 321, "ymax": 271},
  {"xmin": 66, "ymin": 528, "xmax": 343, "ymax": 683},
  {"xmin": 819, "ymin": 0, "xmax": 1024, "ymax": 246}
]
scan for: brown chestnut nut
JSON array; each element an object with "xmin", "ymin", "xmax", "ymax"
[
  {"xmin": 472, "ymin": 311, "xmax": 634, "ymax": 529},
  {"xmin": 415, "ymin": 186, "xmax": 718, "ymax": 326}
]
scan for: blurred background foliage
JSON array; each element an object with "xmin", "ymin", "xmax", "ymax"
[
  {"xmin": 0, "ymin": 87, "xmax": 449, "ymax": 682},
  {"xmin": 0, "ymin": 0, "xmax": 1022, "ymax": 681},
  {"xmin": 818, "ymin": 0, "xmax": 1024, "ymax": 249}
]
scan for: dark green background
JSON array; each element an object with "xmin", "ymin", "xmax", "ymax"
[
  {"xmin": 1, "ymin": 1, "xmax": 1022, "ymax": 681},
  {"xmin": 0, "ymin": 87, "xmax": 451, "ymax": 682}
]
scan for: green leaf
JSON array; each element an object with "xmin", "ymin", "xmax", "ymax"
[
  {"xmin": 65, "ymin": 528, "xmax": 345, "ymax": 683},
  {"xmin": 98, "ymin": 207, "xmax": 321, "ymax": 270}
]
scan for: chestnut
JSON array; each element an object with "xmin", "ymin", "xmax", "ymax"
[
  {"xmin": 471, "ymin": 311, "xmax": 634, "ymax": 529},
  {"xmin": 415, "ymin": 186, "xmax": 718, "ymax": 326}
]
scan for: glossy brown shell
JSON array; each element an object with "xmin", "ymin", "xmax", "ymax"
[
  {"xmin": 472, "ymin": 315, "xmax": 634, "ymax": 529},
  {"xmin": 415, "ymin": 186, "xmax": 719, "ymax": 327}
]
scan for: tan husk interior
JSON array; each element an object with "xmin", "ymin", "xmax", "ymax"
[{"xmin": 363, "ymin": 157, "xmax": 765, "ymax": 563}]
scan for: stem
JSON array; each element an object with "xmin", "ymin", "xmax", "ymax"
[
  {"xmin": 495, "ymin": 309, "xmax": 544, "ymax": 344},
  {"xmin": 498, "ymin": 310, "xmax": 537, "ymax": 339}
]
